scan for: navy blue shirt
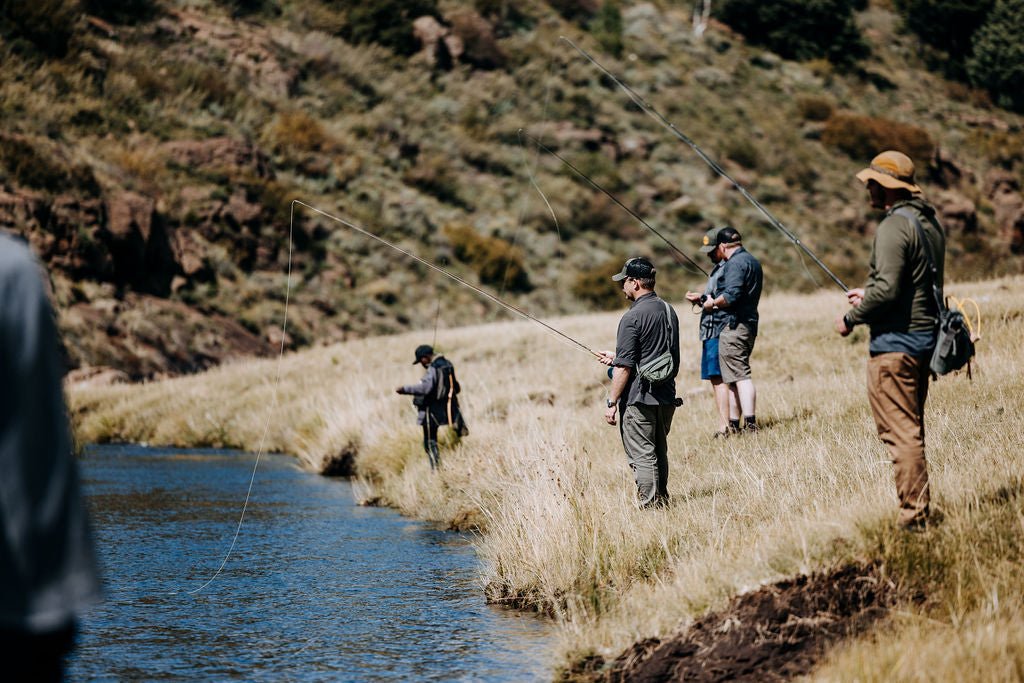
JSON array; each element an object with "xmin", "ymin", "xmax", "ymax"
[{"xmin": 719, "ymin": 247, "xmax": 762, "ymax": 329}]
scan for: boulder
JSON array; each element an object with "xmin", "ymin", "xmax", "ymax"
[
  {"xmin": 987, "ymin": 169, "xmax": 1024, "ymax": 254},
  {"xmin": 934, "ymin": 190, "xmax": 978, "ymax": 234}
]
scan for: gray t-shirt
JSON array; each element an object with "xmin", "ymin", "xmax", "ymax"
[
  {"xmin": 612, "ymin": 293, "xmax": 680, "ymax": 407},
  {"xmin": 0, "ymin": 233, "xmax": 101, "ymax": 632}
]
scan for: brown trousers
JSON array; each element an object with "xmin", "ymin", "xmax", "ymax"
[{"xmin": 867, "ymin": 352, "xmax": 931, "ymax": 526}]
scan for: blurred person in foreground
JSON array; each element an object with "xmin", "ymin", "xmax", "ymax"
[
  {"xmin": 598, "ymin": 257, "xmax": 680, "ymax": 509},
  {"xmin": 835, "ymin": 150, "xmax": 946, "ymax": 531},
  {"xmin": 0, "ymin": 233, "xmax": 101, "ymax": 680}
]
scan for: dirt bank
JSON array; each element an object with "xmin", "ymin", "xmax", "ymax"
[{"xmin": 568, "ymin": 562, "xmax": 902, "ymax": 682}]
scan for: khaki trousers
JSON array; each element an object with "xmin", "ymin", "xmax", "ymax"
[
  {"xmin": 620, "ymin": 404, "xmax": 675, "ymax": 508},
  {"xmin": 866, "ymin": 352, "xmax": 931, "ymax": 526}
]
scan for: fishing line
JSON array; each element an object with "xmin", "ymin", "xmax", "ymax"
[
  {"xmin": 503, "ymin": 57, "xmax": 561, "ymax": 294},
  {"xmin": 520, "ymin": 130, "xmax": 709, "ymax": 278},
  {"xmin": 561, "ymin": 36, "xmax": 849, "ymax": 292},
  {"xmin": 177, "ymin": 199, "xmax": 296, "ymax": 595},
  {"xmin": 293, "ymin": 200, "xmax": 602, "ymax": 358}
]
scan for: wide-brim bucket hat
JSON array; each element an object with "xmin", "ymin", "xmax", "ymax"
[{"xmin": 855, "ymin": 150, "xmax": 922, "ymax": 194}]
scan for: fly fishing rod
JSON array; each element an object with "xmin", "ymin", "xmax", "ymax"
[
  {"xmin": 519, "ymin": 130, "xmax": 709, "ymax": 278},
  {"xmin": 292, "ymin": 200, "xmax": 603, "ymax": 358},
  {"xmin": 561, "ymin": 36, "xmax": 849, "ymax": 292}
]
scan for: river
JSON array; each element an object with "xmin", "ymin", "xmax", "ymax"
[{"xmin": 69, "ymin": 444, "xmax": 556, "ymax": 681}]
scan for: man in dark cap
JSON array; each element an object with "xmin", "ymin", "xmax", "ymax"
[
  {"xmin": 597, "ymin": 257, "xmax": 680, "ymax": 509},
  {"xmin": 697, "ymin": 226, "xmax": 763, "ymax": 432},
  {"xmin": 836, "ymin": 150, "xmax": 945, "ymax": 530},
  {"xmin": 396, "ymin": 344, "xmax": 467, "ymax": 470}
]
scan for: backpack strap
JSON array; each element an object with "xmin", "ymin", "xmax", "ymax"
[{"xmin": 893, "ymin": 207, "xmax": 945, "ymax": 314}]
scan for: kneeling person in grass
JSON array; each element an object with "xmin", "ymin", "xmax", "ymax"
[{"xmin": 598, "ymin": 257, "xmax": 681, "ymax": 509}]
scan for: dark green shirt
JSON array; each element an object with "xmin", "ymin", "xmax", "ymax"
[{"xmin": 845, "ymin": 198, "xmax": 945, "ymax": 340}]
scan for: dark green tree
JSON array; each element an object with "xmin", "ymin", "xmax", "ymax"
[
  {"xmin": 590, "ymin": 0, "xmax": 623, "ymax": 58},
  {"xmin": 893, "ymin": 0, "xmax": 994, "ymax": 79},
  {"xmin": 334, "ymin": 0, "xmax": 440, "ymax": 56},
  {"xmin": 967, "ymin": 0, "xmax": 1024, "ymax": 112},
  {"xmin": 716, "ymin": 0, "xmax": 868, "ymax": 66}
]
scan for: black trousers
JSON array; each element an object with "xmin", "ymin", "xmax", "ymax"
[{"xmin": 422, "ymin": 416, "xmax": 441, "ymax": 470}]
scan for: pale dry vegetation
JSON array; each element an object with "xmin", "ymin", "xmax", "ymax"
[{"xmin": 69, "ymin": 275, "xmax": 1024, "ymax": 679}]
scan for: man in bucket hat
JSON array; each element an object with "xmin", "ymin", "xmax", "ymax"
[
  {"xmin": 597, "ymin": 257, "xmax": 680, "ymax": 509},
  {"xmin": 396, "ymin": 344, "xmax": 468, "ymax": 470},
  {"xmin": 836, "ymin": 150, "xmax": 946, "ymax": 530}
]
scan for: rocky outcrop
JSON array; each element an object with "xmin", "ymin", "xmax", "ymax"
[
  {"xmin": 987, "ymin": 169, "xmax": 1024, "ymax": 254},
  {"xmin": 161, "ymin": 138, "xmax": 273, "ymax": 179},
  {"xmin": 60, "ymin": 294, "xmax": 274, "ymax": 380},
  {"xmin": 934, "ymin": 190, "xmax": 978, "ymax": 234}
]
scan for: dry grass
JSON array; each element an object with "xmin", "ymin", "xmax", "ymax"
[{"xmin": 69, "ymin": 276, "xmax": 1024, "ymax": 679}]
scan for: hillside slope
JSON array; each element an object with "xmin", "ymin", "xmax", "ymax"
[{"xmin": 2, "ymin": 0, "xmax": 1023, "ymax": 378}]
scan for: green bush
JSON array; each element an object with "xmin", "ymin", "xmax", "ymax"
[
  {"xmin": 716, "ymin": 0, "xmax": 868, "ymax": 65},
  {"xmin": 443, "ymin": 223, "xmax": 531, "ymax": 292},
  {"xmin": 821, "ymin": 112, "xmax": 934, "ymax": 163},
  {"xmin": 81, "ymin": 0, "xmax": 157, "ymax": 23},
  {"xmin": 893, "ymin": 0, "xmax": 994, "ymax": 79},
  {"xmin": 571, "ymin": 258, "xmax": 626, "ymax": 309},
  {"xmin": 0, "ymin": 0, "xmax": 80, "ymax": 57},
  {"xmin": 548, "ymin": 0, "xmax": 599, "ymax": 23},
  {"xmin": 333, "ymin": 0, "xmax": 440, "ymax": 56},
  {"xmin": 967, "ymin": 0, "xmax": 1024, "ymax": 113},
  {"xmin": 590, "ymin": 1, "xmax": 623, "ymax": 58}
]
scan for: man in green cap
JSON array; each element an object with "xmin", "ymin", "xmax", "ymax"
[{"xmin": 835, "ymin": 150, "xmax": 946, "ymax": 530}]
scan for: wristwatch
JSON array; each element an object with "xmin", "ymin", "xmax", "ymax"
[{"xmin": 606, "ymin": 398, "xmax": 616, "ymax": 408}]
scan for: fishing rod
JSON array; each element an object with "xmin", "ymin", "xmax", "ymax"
[
  {"xmin": 518, "ymin": 130, "xmax": 709, "ymax": 278},
  {"xmin": 560, "ymin": 36, "xmax": 850, "ymax": 292},
  {"xmin": 292, "ymin": 200, "xmax": 603, "ymax": 359}
]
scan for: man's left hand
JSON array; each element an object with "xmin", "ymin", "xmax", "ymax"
[
  {"xmin": 604, "ymin": 404, "xmax": 617, "ymax": 426},
  {"xmin": 596, "ymin": 350, "xmax": 615, "ymax": 366},
  {"xmin": 834, "ymin": 314, "xmax": 852, "ymax": 337},
  {"xmin": 395, "ymin": 386, "xmax": 406, "ymax": 394}
]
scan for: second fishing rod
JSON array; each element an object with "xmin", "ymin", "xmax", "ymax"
[
  {"xmin": 561, "ymin": 36, "xmax": 850, "ymax": 293},
  {"xmin": 518, "ymin": 130, "xmax": 709, "ymax": 279}
]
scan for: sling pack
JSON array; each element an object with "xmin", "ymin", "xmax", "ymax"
[
  {"xmin": 894, "ymin": 207, "xmax": 975, "ymax": 377},
  {"xmin": 636, "ymin": 300, "xmax": 677, "ymax": 385}
]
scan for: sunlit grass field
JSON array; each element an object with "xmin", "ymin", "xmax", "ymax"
[{"xmin": 70, "ymin": 276, "xmax": 1024, "ymax": 679}]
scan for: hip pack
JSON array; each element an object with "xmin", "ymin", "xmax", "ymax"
[{"xmin": 636, "ymin": 300, "xmax": 676, "ymax": 385}]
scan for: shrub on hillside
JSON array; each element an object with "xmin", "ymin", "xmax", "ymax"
[
  {"xmin": 967, "ymin": 0, "xmax": 1024, "ymax": 113},
  {"xmin": 81, "ymin": 0, "xmax": 157, "ymax": 23},
  {"xmin": 0, "ymin": 0, "xmax": 79, "ymax": 57},
  {"xmin": 473, "ymin": 0, "xmax": 533, "ymax": 35},
  {"xmin": 548, "ymin": 0, "xmax": 599, "ymax": 23},
  {"xmin": 403, "ymin": 155, "xmax": 465, "ymax": 207},
  {"xmin": 796, "ymin": 95, "xmax": 835, "ymax": 121},
  {"xmin": 443, "ymin": 223, "xmax": 530, "ymax": 292},
  {"xmin": 715, "ymin": 0, "xmax": 868, "ymax": 65},
  {"xmin": 821, "ymin": 112, "xmax": 934, "ymax": 164},
  {"xmin": 590, "ymin": 1, "xmax": 624, "ymax": 58},
  {"xmin": 571, "ymin": 258, "xmax": 626, "ymax": 309},
  {"xmin": 0, "ymin": 134, "xmax": 99, "ymax": 195},
  {"xmin": 893, "ymin": 0, "xmax": 994, "ymax": 79},
  {"xmin": 266, "ymin": 111, "xmax": 331, "ymax": 155},
  {"xmin": 333, "ymin": 0, "xmax": 440, "ymax": 56}
]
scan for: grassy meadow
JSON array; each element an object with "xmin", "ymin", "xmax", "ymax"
[{"xmin": 69, "ymin": 274, "xmax": 1024, "ymax": 679}]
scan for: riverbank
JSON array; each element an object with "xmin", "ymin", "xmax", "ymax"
[{"xmin": 70, "ymin": 276, "xmax": 1024, "ymax": 679}]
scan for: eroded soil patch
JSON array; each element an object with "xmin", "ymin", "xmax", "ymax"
[{"xmin": 569, "ymin": 561, "xmax": 899, "ymax": 682}]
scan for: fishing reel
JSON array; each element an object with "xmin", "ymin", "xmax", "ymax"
[{"xmin": 691, "ymin": 294, "xmax": 709, "ymax": 314}]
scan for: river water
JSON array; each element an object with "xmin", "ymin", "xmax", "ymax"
[{"xmin": 69, "ymin": 445, "xmax": 555, "ymax": 681}]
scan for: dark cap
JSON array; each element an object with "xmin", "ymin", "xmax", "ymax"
[
  {"xmin": 699, "ymin": 226, "xmax": 742, "ymax": 253},
  {"xmin": 611, "ymin": 257, "xmax": 656, "ymax": 281},
  {"xmin": 412, "ymin": 344, "xmax": 434, "ymax": 364}
]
